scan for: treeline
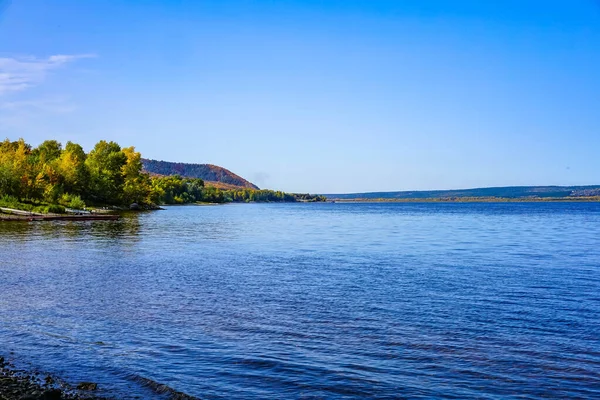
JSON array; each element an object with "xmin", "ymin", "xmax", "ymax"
[
  {"xmin": 326, "ymin": 185, "xmax": 600, "ymax": 200},
  {"xmin": 0, "ymin": 138, "xmax": 325, "ymax": 211},
  {"xmin": 0, "ymin": 138, "xmax": 153, "ymax": 210},
  {"xmin": 151, "ymin": 175, "xmax": 326, "ymax": 204},
  {"xmin": 225, "ymin": 189, "xmax": 326, "ymax": 203},
  {"xmin": 151, "ymin": 175, "xmax": 223, "ymax": 204}
]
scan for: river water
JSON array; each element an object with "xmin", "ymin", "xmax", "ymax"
[{"xmin": 1, "ymin": 202, "xmax": 599, "ymax": 399}]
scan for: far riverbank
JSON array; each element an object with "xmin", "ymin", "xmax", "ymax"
[{"xmin": 328, "ymin": 196, "xmax": 600, "ymax": 203}]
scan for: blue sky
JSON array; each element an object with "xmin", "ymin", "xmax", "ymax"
[{"xmin": 0, "ymin": 0, "xmax": 599, "ymax": 193}]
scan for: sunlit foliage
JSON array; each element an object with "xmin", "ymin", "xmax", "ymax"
[
  {"xmin": 0, "ymin": 138, "xmax": 326, "ymax": 210},
  {"xmin": 0, "ymin": 138, "xmax": 153, "ymax": 209}
]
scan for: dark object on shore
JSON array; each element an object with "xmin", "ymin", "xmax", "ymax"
[
  {"xmin": 75, "ymin": 383, "xmax": 97, "ymax": 391},
  {"xmin": 129, "ymin": 203, "xmax": 140, "ymax": 211},
  {"xmin": 0, "ymin": 214, "xmax": 120, "ymax": 222}
]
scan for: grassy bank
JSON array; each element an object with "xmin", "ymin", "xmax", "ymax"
[{"xmin": 0, "ymin": 195, "xmax": 66, "ymax": 214}]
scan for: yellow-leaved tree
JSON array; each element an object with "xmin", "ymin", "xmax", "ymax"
[{"xmin": 121, "ymin": 146, "xmax": 152, "ymax": 205}]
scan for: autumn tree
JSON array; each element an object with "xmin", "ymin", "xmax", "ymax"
[
  {"xmin": 121, "ymin": 146, "xmax": 152, "ymax": 205},
  {"xmin": 57, "ymin": 141, "xmax": 89, "ymax": 196}
]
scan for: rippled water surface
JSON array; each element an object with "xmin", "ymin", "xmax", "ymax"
[{"xmin": 1, "ymin": 202, "xmax": 600, "ymax": 399}]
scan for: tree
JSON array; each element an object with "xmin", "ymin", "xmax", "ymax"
[
  {"xmin": 85, "ymin": 140, "xmax": 127, "ymax": 204},
  {"xmin": 121, "ymin": 146, "xmax": 152, "ymax": 204},
  {"xmin": 0, "ymin": 139, "xmax": 20, "ymax": 197},
  {"xmin": 57, "ymin": 141, "xmax": 89, "ymax": 196},
  {"xmin": 33, "ymin": 140, "xmax": 62, "ymax": 165},
  {"xmin": 13, "ymin": 139, "xmax": 34, "ymax": 200}
]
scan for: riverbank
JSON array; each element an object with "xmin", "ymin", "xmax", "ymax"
[
  {"xmin": 0, "ymin": 355, "xmax": 200, "ymax": 400},
  {"xmin": 328, "ymin": 196, "xmax": 600, "ymax": 203}
]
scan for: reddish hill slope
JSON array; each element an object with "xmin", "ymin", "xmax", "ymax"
[{"xmin": 142, "ymin": 159, "xmax": 259, "ymax": 190}]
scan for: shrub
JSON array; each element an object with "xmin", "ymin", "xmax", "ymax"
[
  {"xmin": 59, "ymin": 193, "xmax": 86, "ymax": 210},
  {"xmin": 0, "ymin": 195, "xmax": 34, "ymax": 211},
  {"xmin": 47, "ymin": 204, "xmax": 66, "ymax": 214},
  {"xmin": 0, "ymin": 195, "xmax": 20, "ymax": 209},
  {"xmin": 68, "ymin": 196, "xmax": 86, "ymax": 210},
  {"xmin": 34, "ymin": 204, "xmax": 66, "ymax": 214}
]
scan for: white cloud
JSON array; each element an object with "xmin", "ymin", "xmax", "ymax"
[
  {"xmin": 0, "ymin": 53, "xmax": 95, "ymax": 95},
  {"xmin": 47, "ymin": 54, "xmax": 96, "ymax": 64}
]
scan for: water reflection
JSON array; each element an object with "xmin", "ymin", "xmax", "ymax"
[
  {"xmin": 0, "ymin": 220, "xmax": 31, "ymax": 236},
  {"xmin": 0, "ymin": 213, "xmax": 141, "ymax": 242}
]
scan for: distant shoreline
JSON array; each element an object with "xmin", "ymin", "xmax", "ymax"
[
  {"xmin": 328, "ymin": 197, "xmax": 600, "ymax": 203},
  {"xmin": 322, "ymin": 185, "xmax": 600, "ymax": 201}
]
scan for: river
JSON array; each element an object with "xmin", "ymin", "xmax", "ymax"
[{"xmin": 1, "ymin": 202, "xmax": 599, "ymax": 398}]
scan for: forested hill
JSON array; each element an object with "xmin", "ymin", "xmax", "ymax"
[
  {"xmin": 325, "ymin": 185, "xmax": 600, "ymax": 200},
  {"xmin": 142, "ymin": 159, "xmax": 259, "ymax": 190}
]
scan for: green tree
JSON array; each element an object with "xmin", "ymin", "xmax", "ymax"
[
  {"xmin": 121, "ymin": 146, "xmax": 152, "ymax": 204},
  {"xmin": 32, "ymin": 141, "xmax": 65, "ymax": 204},
  {"xmin": 0, "ymin": 139, "xmax": 20, "ymax": 197},
  {"xmin": 85, "ymin": 140, "xmax": 127, "ymax": 204},
  {"xmin": 33, "ymin": 140, "xmax": 62, "ymax": 165}
]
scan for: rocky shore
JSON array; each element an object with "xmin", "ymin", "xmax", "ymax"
[
  {"xmin": 0, "ymin": 356, "xmax": 201, "ymax": 400},
  {"xmin": 0, "ymin": 357, "xmax": 107, "ymax": 400}
]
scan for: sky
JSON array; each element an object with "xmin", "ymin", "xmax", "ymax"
[{"xmin": 0, "ymin": 0, "xmax": 599, "ymax": 193}]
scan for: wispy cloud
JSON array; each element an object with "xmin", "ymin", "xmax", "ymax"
[
  {"xmin": 0, "ymin": 53, "xmax": 95, "ymax": 131},
  {"xmin": 0, "ymin": 53, "xmax": 95, "ymax": 95},
  {"xmin": 0, "ymin": 97, "xmax": 76, "ymax": 113}
]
